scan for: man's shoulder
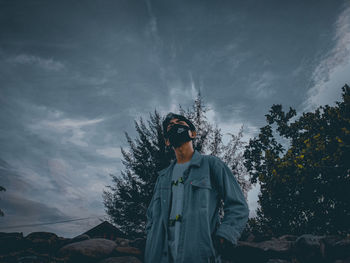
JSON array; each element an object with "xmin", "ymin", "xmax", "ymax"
[
  {"xmin": 200, "ymin": 154, "xmax": 225, "ymax": 167},
  {"xmin": 201, "ymin": 153, "xmax": 222, "ymax": 162}
]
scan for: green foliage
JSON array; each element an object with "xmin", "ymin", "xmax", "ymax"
[{"xmin": 244, "ymin": 84, "xmax": 350, "ymax": 239}]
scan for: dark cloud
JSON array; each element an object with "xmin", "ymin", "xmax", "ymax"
[
  {"xmin": 0, "ymin": 0, "xmax": 349, "ymax": 236},
  {"xmin": 0, "ymin": 158, "xmax": 105, "ymax": 237}
]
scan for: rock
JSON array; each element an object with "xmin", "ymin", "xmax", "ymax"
[
  {"xmin": 0, "ymin": 232, "xmax": 23, "ymax": 238},
  {"xmin": 54, "ymin": 236, "xmax": 72, "ymax": 250},
  {"xmin": 115, "ymin": 237, "xmax": 130, "ymax": 247},
  {"xmin": 25, "ymin": 231, "xmax": 58, "ymax": 241},
  {"xmin": 2, "ymin": 229, "xmax": 349, "ymax": 263},
  {"xmin": 54, "ymin": 234, "xmax": 91, "ymax": 251},
  {"xmin": 245, "ymin": 233, "xmax": 256, "ymax": 242},
  {"xmin": 98, "ymin": 256, "xmax": 142, "ymax": 263},
  {"xmin": 0, "ymin": 248, "xmax": 58, "ymax": 263},
  {"xmin": 227, "ymin": 239, "xmax": 293, "ymax": 263},
  {"xmin": 333, "ymin": 257, "xmax": 350, "ymax": 263},
  {"xmin": 333, "ymin": 236, "xmax": 350, "ymax": 259},
  {"xmin": 266, "ymin": 259, "xmax": 291, "ymax": 263},
  {"xmin": 0, "ymin": 250, "xmax": 30, "ymax": 263},
  {"xmin": 17, "ymin": 255, "xmax": 38, "ymax": 263},
  {"xmin": 249, "ymin": 239, "xmax": 290, "ymax": 256},
  {"xmin": 322, "ymin": 235, "xmax": 350, "ymax": 261},
  {"xmin": 129, "ymin": 238, "xmax": 146, "ymax": 251},
  {"xmin": 58, "ymin": 238, "xmax": 117, "ymax": 262},
  {"xmin": 293, "ymin": 234, "xmax": 326, "ymax": 263},
  {"xmin": 0, "ymin": 232, "xmax": 27, "ymax": 254},
  {"xmin": 25, "ymin": 231, "xmax": 59, "ymax": 253},
  {"xmin": 115, "ymin": 246, "xmax": 142, "ymax": 256},
  {"xmin": 278, "ymin": 235, "xmax": 298, "ymax": 242}
]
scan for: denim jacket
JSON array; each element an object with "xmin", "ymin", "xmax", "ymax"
[{"xmin": 144, "ymin": 150, "xmax": 249, "ymax": 263}]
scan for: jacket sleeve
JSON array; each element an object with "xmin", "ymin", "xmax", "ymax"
[
  {"xmin": 212, "ymin": 157, "xmax": 249, "ymax": 246},
  {"xmin": 145, "ymin": 176, "xmax": 160, "ymax": 235}
]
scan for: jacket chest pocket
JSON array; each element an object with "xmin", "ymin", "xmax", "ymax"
[{"xmin": 190, "ymin": 177, "xmax": 214, "ymax": 209}]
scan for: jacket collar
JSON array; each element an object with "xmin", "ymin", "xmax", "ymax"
[{"xmin": 157, "ymin": 149, "xmax": 202, "ymax": 177}]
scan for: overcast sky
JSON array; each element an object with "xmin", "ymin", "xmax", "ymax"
[{"xmin": 1, "ymin": 0, "xmax": 349, "ymax": 238}]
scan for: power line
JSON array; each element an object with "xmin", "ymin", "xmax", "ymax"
[{"xmin": 0, "ymin": 216, "xmax": 106, "ymax": 230}]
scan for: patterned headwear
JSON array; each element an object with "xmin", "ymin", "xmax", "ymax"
[{"xmin": 162, "ymin": 112, "xmax": 196, "ymax": 138}]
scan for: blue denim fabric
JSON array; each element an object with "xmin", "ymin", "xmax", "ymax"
[
  {"xmin": 144, "ymin": 150, "xmax": 249, "ymax": 263},
  {"xmin": 168, "ymin": 161, "xmax": 190, "ymax": 262}
]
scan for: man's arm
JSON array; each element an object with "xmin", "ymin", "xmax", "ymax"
[
  {"xmin": 145, "ymin": 176, "xmax": 160, "ymax": 235},
  {"xmin": 211, "ymin": 157, "xmax": 249, "ymax": 246}
]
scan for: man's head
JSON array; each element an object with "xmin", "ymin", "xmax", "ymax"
[{"xmin": 162, "ymin": 112, "xmax": 196, "ymax": 148}]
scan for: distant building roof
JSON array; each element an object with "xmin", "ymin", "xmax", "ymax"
[{"xmin": 80, "ymin": 221, "xmax": 127, "ymax": 240}]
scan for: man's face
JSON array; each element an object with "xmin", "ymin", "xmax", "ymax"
[
  {"xmin": 165, "ymin": 118, "xmax": 196, "ymax": 147},
  {"xmin": 166, "ymin": 118, "xmax": 189, "ymax": 132}
]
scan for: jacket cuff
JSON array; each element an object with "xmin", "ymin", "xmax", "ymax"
[{"xmin": 215, "ymin": 224, "xmax": 241, "ymax": 246}]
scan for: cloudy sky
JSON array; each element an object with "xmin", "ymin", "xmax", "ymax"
[{"xmin": 1, "ymin": 0, "xmax": 349, "ymax": 238}]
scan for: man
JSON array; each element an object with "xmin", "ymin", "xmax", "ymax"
[{"xmin": 144, "ymin": 112, "xmax": 249, "ymax": 263}]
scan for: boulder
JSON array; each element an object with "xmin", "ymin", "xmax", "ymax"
[
  {"xmin": 55, "ymin": 234, "xmax": 91, "ymax": 250},
  {"xmin": 25, "ymin": 231, "xmax": 58, "ymax": 241},
  {"xmin": 98, "ymin": 256, "xmax": 142, "ymax": 263},
  {"xmin": 266, "ymin": 260, "xmax": 291, "ymax": 263},
  {"xmin": 115, "ymin": 246, "xmax": 142, "ymax": 256},
  {"xmin": 115, "ymin": 237, "xmax": 130, "ymax": 247},
  {"xmin": 54, "ymin": 236, "xmax": 72, "ymax": 250},
  {"xmin": 2, "ymin": 229, "xmax": 349, "ymax": 263},
  {"xmin": 245, "ymin": 233, "xmax": 256, "ymax": 242},
  {"xmin": 25, "ymin": 231, "xmax": 59, "ymax": 253},
  {"xmin": 332, "ymin": 236, "xmax": 350, "ymax": 259},
  {"xmin": 0, "ymin": 232, "xmax": 23, "ymax": 238},
  {"xmin": 277, "ymin": 235, "xmax": 298, "ymax": 242},
  {"xmin": 229, "ymin": 239, "xmax": 293, "ymax": 263},
  {"xmin": 58, "ymin": 238, "xmax": 117, "ymax": 262},
  {"xmin": 332, "ymin": 257, "xmax": 350, "ymax": 263},
  {"xmin": 0, "ymin": 232, "xmax": 27, "ymax": 254},
  {"xmin": 322, "ymin": 235, "xmax": 350, "ymax": 261},
  {"xmin": 293, "ymin": 234, "xmax": 326, "ymax": 263},
  {"xmin": 129, "ymin": 238, "xmax": 146, "ymax": 251}
]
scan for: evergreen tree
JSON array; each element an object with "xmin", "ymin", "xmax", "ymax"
[
  {"xmin": 222, "ymin": 125, "xmax": 252, "ymax": 200},
  {"xmin": 244, "ymin": 84, "xmax": 350, "ymax": 239},
  {"xmin": 103, "ymin": 90, "xmax": 252, "ymax": 238},
  {"xmin": 102, "ymin": 110, "xmax": 170, "ymax": 239},
  {"xmin": 178, "ymin": 89, "xmax": 213, "ymax": 154}
]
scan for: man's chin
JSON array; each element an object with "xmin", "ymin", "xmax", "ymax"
[
  {"xmin": 172, "ymin": 139, "xmax": 195, "ymax": 150},
  {"xmin": 172, "ymin": 143, "xmax": 186, "ymax": 149}
]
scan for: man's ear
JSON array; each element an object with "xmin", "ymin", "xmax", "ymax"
[
  {"xmin": 165, "ymin": 138, "xmax": 170, "ymax": 146},
  {"xmin": 191, "ymin": 131, "xmax": 197, "ymax": 138},
  {"xmin": 190, "ymin": 130, "xmax": 196, "ymax": 138}
]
